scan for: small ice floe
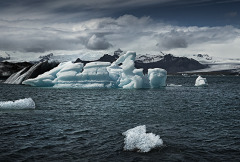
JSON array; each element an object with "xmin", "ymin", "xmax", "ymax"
[
  {"xmin": 0, "ymin": 98, "xmax": 35, "ymax": 109},
  {"xmin": 195, "ymin": 76, "xmax": 208, "ymax": 86},
  {"xmin": 122, "ymin": 125, "xmax": 163, "ymax": 153},
  {"xmin": 182, "ymin": 73, "xmax": 190, "ymax": 77}
]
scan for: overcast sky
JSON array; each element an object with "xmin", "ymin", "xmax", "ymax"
[{"xmin": 0, "ymin": 0, "xmax": 240, "ymax": 59}]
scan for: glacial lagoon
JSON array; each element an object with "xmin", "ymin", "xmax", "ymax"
[{"xmin": 0, "ymin": 76, "xmax": 239, "ymax": 161}]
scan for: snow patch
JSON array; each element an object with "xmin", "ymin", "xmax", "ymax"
[
  {"xmin": 136, "ymin": 54, "xmax": 163, "ymax": 63},
  {"xmin": 122, "ymin": 125, "xmax": 163, "ymax": 153},
  {"xmin": 0, "ymin": 51, "xmax": 10, "ymax": 61}
]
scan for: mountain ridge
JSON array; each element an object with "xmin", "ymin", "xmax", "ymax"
[{"xmin": 1, "ymin": 51, "xmax": 239, "ymax": 82}]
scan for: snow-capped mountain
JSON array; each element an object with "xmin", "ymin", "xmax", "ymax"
[
  {"xmin": 0, "ymin": 51, "xmax": 10, "ymax": 62},
  {"xmin": 135, "ymin": 54, "xmax": 207, "ymax": 74},
  {"xmin": 136, "ymin": 54, "xmax": 163, "ymax": 63},
  {"xmin": 1, "ymin": 49, "xmax": 239, "ymax": 75},
  {"xmin": 135, "ymin": 52, "xmax": 240, "ymax": 74},
  {"xmin": 191, "ymin": 54, "xmax": 213, "ymax": 63},
  {"xmin": 184, "ymin": 53, "xmax": 240, "ymax": 64},
  {"xmin": 181, "ymin": 53, "xmax": 240, "ymax": 73}
]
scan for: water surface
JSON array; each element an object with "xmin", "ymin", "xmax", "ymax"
[{"xmin": 0, "ymin": 76, "xmax": 239, "ymax": 161}]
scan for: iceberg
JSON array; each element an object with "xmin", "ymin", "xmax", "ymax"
[
  {"xmin": 0, "ymin": 98, "xmax": 35, "ymax": 109},
  {"xmin": 23, "ymin": 61, "xmax": 76, "ymax": 87},
  {"xmin": 122, "ymin": 125, "xmax": 163, "ymax": 153},
  {"xmin": 108, "ymin": 51, "xmax": 143, "ymax": 89},
  {"xmin": 148, "ymin": 68, "xmax": 167, "ymax": 88},
  {"xmin": 195, "ymin": 76, "xmax": 208, "ymax": 86},
  {"xmin": 23, "ymin": 51, "xmax": 167, "ymax": 89}
]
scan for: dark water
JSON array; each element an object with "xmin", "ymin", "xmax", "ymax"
[{"xmin": 0, "ymin": 76, "xmax": 239, "ymax": 161}]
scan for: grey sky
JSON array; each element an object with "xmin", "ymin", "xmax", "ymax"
[{"xmin": 0, "ymin": 0, "xmax": 240, "ymax": 58}]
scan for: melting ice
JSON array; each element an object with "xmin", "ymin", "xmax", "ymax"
[
  {"xmin": 195, "ymin": 76, "xmax": 208, "ymax": 86},
  {"xmin": 23, "ymin": 51, "xmax": 167, "ymax": 89},
  {"xmin": 122, "ymin": 125, "xmax": 163, "ymax": 153},
  {"xmin": 0, "ymin": 98, "xmax": 35, "ymax": 109}
]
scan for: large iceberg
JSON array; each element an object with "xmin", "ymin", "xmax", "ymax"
[
  {"xmin": 23, "ymin": 51, "xmax": 167, "ymax": 89},
  {"xmin": 122, "ymin": 125, "xmax": 163, "ymax": 153},
  {"xmin": 195, "ymin": 76, "xmax": 208, "ymax": 86}
]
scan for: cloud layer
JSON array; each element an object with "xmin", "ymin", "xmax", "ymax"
[{"xmin": 0, "ymin": 0, "xmax": 240, "ymax": 58}]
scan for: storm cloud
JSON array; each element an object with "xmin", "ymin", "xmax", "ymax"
[
  {"xmin": 0, "ymin": 0, "xmax": 240, "ymax": 58},
  {"xmin": 157, "ymin": 37, "xmax": 188, "ymax": 50},
  {"xmin": 0, "ymin": 26, "xmax": 84, "ymax": 53}
]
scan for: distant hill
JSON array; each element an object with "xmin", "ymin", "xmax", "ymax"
[
  {"xmin": 0, "ymin": 61, "xmax": 32, "ymax": 79},
  {"xmin": 74, "ymin": 53, "xmax": 208, "ymax": 74},
  {"xmin": 135, "ymin": 54, "xmax": 208, "ymax": 74}
]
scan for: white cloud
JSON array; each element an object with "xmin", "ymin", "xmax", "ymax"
[
  {"xmin": 0, "ymin": 13, "xmax": 240, "ymax": 58},
  {"xmin": 86, "ymin": 34, "xmax": 112, "ymax": 50}
]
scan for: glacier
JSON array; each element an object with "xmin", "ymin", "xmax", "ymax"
[
  {"xmin": 0, "ymin": 98, "xmax": 35, "ymax": 109},
  {"xmin": 122, "ymin": 125, "xmax": 163, "ymax": 153},
  {"xmin": 195, "ymin": 76, "xmax": 208, "ymax": 86},
  {"xmin": 23, "ymin": 51, "xmax": 167, "ymax": 89}
]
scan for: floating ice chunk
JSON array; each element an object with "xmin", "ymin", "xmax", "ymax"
[
  {"xmin": 84, "ymin": 62, "xmax": 111, "ymax": 69},
  {"xmin": 107, "ymin": 62, "xmax": 123, "ymax": 83},
  {"xmin": 74, "ymin": 62, "xmax": 114, "ymax": 88},
  {"xmin": 122, "ymin": 125, "xmax": 163, "ymax": 153},
  {"xmin": 23, "ymin": 61, "xmax": 113, "ymax": 88},
  {"xmin": 77, "ymin": 62, "xmax": 111, "ymax": 81},
  {"xmin": 119, "ymin": 75, "xmax": 143, "ymax": 89},
  {"xmin": 112, "ymin": 51, "xmax": 144, "ymax": 89},
  {"xmin": 195, "ymin": 76, "xmax": 208, "ymax": 86},
  {"xmin": 59, "ymin": 62, "xmax": 83, "ymax": 73},
  {"xmin": 133, "ymin": 69, "xmax": 144, "ymax": 77},
  {"xmin": 0, "ymin": 98, "xmax": 35, "ymax": 109},
  {"xmin": 23, "ymin": 61, "xmax": 74, "ymax": 87},
  {"xmin": 55, "ymin": 71, "xmax": 78, "ymax": 81},
  {"xmin": 54, "ymin": 63, "xmax": 83, "ymax": 82},
  {"xmin": 148, "ymin": 68, "xmax": 167, "ymax": 88},
  {"xmin": 23, "ymin": 51, "xmax": 168, "ymax": 89}
]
